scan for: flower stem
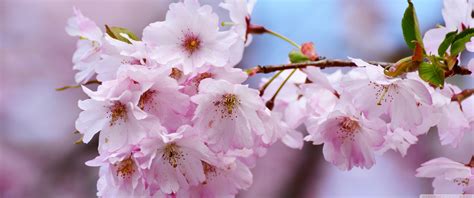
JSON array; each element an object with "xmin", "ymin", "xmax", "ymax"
[
  {"xmin": 259, "ymin": 70, "xmax": 284, "ymax": 96},
  {"xmin": 266, "ymin": 68, "xmax": 297, "ymax": 109},
  {"xmin": 221, "ymin": 21, "xmax": 235, "ymax": 27},
  {"xmin": 264, "ymin": 29, "xmax": 300, "ymax": 49}
]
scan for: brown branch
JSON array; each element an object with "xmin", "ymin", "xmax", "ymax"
[
  {"xmin": 252, "ymin": 59, "xmax": 394, "ymax": 74},
  {"xmin": 444, "ymin": 65, "xmax": 472, "ymax": 77},
  {"xmin": 451, "ymin": 88, "xmax": 474, "ymax": 103}
]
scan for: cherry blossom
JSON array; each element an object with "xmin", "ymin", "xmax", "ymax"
[
  {"xmin": 341, "ymin": 58, "xmax": 432, "ymax": 131},
  {"xmin": 433, "ymin": 85, "xmax": 472, "ymax": 147},
  {"xmin": 220, "ymin": 0, "xmax": 257, "ymax": 66},
  {"xmin": 220, "ymin": 0, "xmax": 256, "ymax": 42},
  {"xmin": 64, "ymin": 0, "xmax": 474, "ymax": 196},
  {"xmin": 423, "ymin": 0, "xmax": 474, "ymax": 55},
  {"xmin": 379, "ymin": 127, "xmax": 418, "ymax": 156},
  {"xmin": 86, "ymin": 145, "xmax": 150, "ymax": 197},
  {"xmin": 75, "ymin": 78, "xmax": 150, "ymax": 152},
  {"xmin": 305, "ymin": 102, "xmax": 387, "ymax": 170},
  {"xmin": 65, "ymin": 7, "xmax": 104, "ymax": 83},
  {"xmin": 182, "ymin": 66, "xmax": 248, "ymax": 96},
  {"xmin": 139, "ymin": 125, "xmax": 218, "ymax": 194},
  {"xmin": 125, "ymin": 67, "xmax": 191, "ymax": 131},
  {"xmin": 142, "ymin": 0, "xmax": 238, "ymax": 74},
  {"xmin": 191, "ymin": 79, "xmax": 266, "ymax": 152},
  {"xmin": 416, "ymin": 157, "xmax": 474, "ymax": 194},
  {"xmin": 176, "ymin": 159, "xmax": 253, "ymax": 197}
]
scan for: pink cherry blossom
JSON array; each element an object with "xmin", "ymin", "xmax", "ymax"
[
  {"xmin": 75, "ymin": 78, "xmax": 150, "ymax": 152},
  {"xmin": 416, "ymin": 157, "xmax": 474, "ymax": 194},
  {"xmin": 124, "ymin": 67, "xmax": 191, "ymax": 131},
  {"xmin": 379, "ymin": 127, "xmax": 418, "ymax": 156},
  {"xmin": 305, "ymin": 102, "xmax": 387, "ymax": 170},
  {"xmin": 94, "ymin": 35, "xmax": 160, "ymax": 82},
  {"xmin": 433, "ymin": 85, "xmax": 472, "ymax": 147},
  {"xmin": 182, "ymin": 66, "xmax": 248, "ymax": 96},
  {"xmin": 142, "ymin": 0, "xmax": 238, "ymax": 74},
  {"xmin": 63, "ymin": 1, "xmax": 474, "ymax": 196},
  {"xmin": 257, "ymin": 109, "xmax": 303, "ymax": 149},
  {"xmin": 86, "ymin": 145, "xmax": 150, "ymax": 197},
  {"xmin": 220, "ymin": 0, "xmax": 257, "ymax": 66},
  {"xmin": 423, "ymin": 0, "xmax": 474, "ymax": 55},
  {"xmin": 260, "ymin": 69, "xmax": 308, "ymax": 133},
  {"xmin": 65, "ymin": 7, "xmax": 104, "ymax": 83},
  {"xmin": 176, "ymin": 159, "xmax": 253, "ymax": 197},
  {"xmin": 191, "ymin": 78, "xmax": 266, "ymax": 152},
  {"xmin": 220, "ymin": 0, "xmax": 256, "ymax": 42},
  {"xmin": 341, "ymin": 58, "xmax": 432, "ymax": 131},
  {"xmin": 139, "ymin": 125, "xmax": 218, "ymax": 194}
]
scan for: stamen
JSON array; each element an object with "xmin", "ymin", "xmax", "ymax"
[
  {"xmin": 336, "ymin": 117, "xmax": 360, "ymax": 142},
  {"xmin": 202, "ymin": 161, "xmax": 218, "ymax": 185},
  {"xmin": 453, "ymin": 178, "xmax": 470, "ymax": 186},
  {"xmin": 170, "ymin": 68, "xmax": 183, "ymax": 80},
  {"xmin": 138, "ymin": 90, "xmax": 156, "ymax": 110},
  {"xmin": 108, "ymin": 102, "xmax": 127, "ymax": 126},
  {"xmin": 377, "ymin": 86, "xmax": 389, "ymax": 105},
  {"xmin": 115, "ymin": 157, "xmax": 135, "ymax": 179},
  {"xmin": 181, "ymin": 31, "xmax": 201, "ymax": 55},
  {"xmin": 193, "ymin": 72, "xmax": 213, "ymax": 86},
  {"xmin": 213, "ymin": 93, "xmax": 241, "ymax": 119},
  {"xmin": 162, "ymin": 143, "xmax": 184, "ymax": 168}
]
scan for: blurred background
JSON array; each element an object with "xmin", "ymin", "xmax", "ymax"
[{"xmin": 1, "ymin": 0, "xmax": 473, "ymax": 197}]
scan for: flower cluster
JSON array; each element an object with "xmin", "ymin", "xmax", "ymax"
[
  {"xmin": 68, "ymin": 0, "xmax": 301, "ymax": 197},
  {"xmin": 263, "ymin": 58, "xmax": 472, "ymax": 171},
  {"xmin": 66, "ymin": 0, "xmax": 474, "ymax": 196}
]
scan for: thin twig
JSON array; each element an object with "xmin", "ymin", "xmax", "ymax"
[{"xmin": 56, "ymin": 80, "xmax": 100, "ymax": 91}]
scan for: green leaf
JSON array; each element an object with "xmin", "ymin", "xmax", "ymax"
[
  {"xmin": 288, "ymin": 50, "xmax": 310, "ymax": 63},
  {"xmin": 105, "ymin": 25, "xmax": 140, "ymax": 44},
  {"xmin": 437, "ymin": 30, "xmax": 457, "ymax": 56},
  {"xmin": 401, "ymin": 0, "xmax": 423, "ymax": 49},
  {"xmin": 418, "ymin": 62, "xmax": 445, "ymax": 87},
  {"xmin": 450, "ymin": 28, "xmax": 474, "ymax": 56}
]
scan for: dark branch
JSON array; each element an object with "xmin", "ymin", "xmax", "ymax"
[
  {"xmin": 252, "ymin": 59, "xmax": 394, "ymax": 74},
  {"xmin": 451, "ymin": 88, "xmax": 474, "ymax": 103}
]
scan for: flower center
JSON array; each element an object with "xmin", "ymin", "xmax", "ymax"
[
  {"xmin": 193, "ymin": 72, "xmax": 213, "ymax": 86},
  {"xmin": 213, "ymin": 93, "xmax": 240, "ymax": 119},
  {"xmin": 109, "ymin": 102, "xmax": 127, "ymax": 126},
  {"xmin": 115, "ymin": 157, "xmax": 135, "ymax": 179},
  {"xmin": 202, "ymin": 161, "xmax": 218, "ymax": 184},
  {"xmin": 453, "ymin": 178, "xmax": 470, "ymax": 187},
  {"xmin": 369, "ymin": 82, "xmax": 398, "ymax": 105},
  {"xmin": 181, "ymin": 32, "xmax": 201, "ymax": 55},
  {"xmin": 337, "ymin": 117, "xmax": 360, "ymax": 141},
  {"xmin": 170, "ymin": 68, "xmax": 183, "ymax": 80},
  {"xmin": 138, "ymin": 90, "xmax": 156, "ymax": 110},
  {"xmin": 162, "ymin": 143, "xmax": 183, "ymax": 168}
]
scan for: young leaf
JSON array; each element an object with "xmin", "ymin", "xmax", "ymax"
[
  {"xmin": 105, "ymin": 25, "xmax": 140, "ymax": 44},
  {"xmin": 288, "ymin": 50, "xmax": 310, "ymax": 63},
  {"xmin": 401, "ymin": 0, "xmax": 423, "ymax": 49},
  {"xmin": 437, "ymin": 30, "xmax": 457, "ymax": 56},
  {"xmin": 384, "ymin": 56, "xmax": 416, "ymax": 77},
  {"xmin": 418, "ymin": 62, "xmax": 445, "ymax": 87},
  {"xmin": 450, "ymin": 28, "xmax": 474, "ymax": 56},
  {"xmin": 412, "ymin": 41, "xmax": 424, "ymax": 62}
]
